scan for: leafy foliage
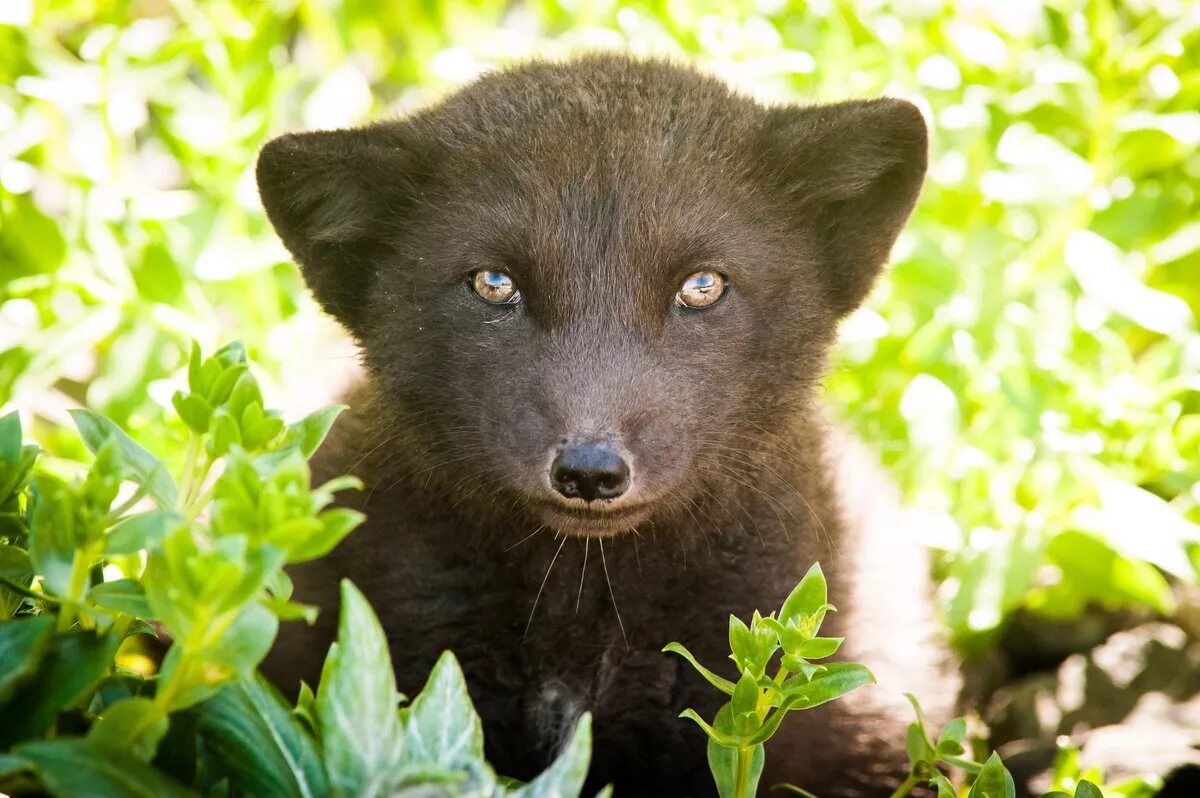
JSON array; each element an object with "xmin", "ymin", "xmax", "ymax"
[
  {"xmin": 0, "ymin": 344, "xmax": 599, "ymax": 798},
  {"xmin": 667, "ymin": 564, "xmax": 875, "ymax": 798}
]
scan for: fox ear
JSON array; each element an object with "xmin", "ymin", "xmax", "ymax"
[
  {"xmin": 759, "ymin": 98, "xmax": 928, "ymax": 317},
  {"xmin": 256, "ymin": 126, "xmax": 416, "ymax": 337}
]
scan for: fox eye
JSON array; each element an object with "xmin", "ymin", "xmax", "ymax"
[
  {"xmin": 676, "ymin": 271, "xmax": 727, "ymax": 309},
  {"xmin": 471, "ymin": 270, "xmax": 521, "ymax": 304}
]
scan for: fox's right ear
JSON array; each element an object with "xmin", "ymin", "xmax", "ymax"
[{"xmin": 256, "ymin": 126, "xmax": 417, "ymax": 338}]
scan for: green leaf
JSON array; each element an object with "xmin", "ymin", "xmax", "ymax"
[
  {"xmin": 105, "ymin": 510, "xmax": 176, "ymax": 555},
  {"xmin": 281, "ymin": 404, "xmax": 347, "ymax": 458},
  {"xmin": 196, "ymin": 675, "xmax": 330, "ymax": 798},
  {"xmin": 728, "ymin": 614, "xmax": 759, "ymax": 672},
  {"xmin": 0, "ymin": 628, "xmax": 121, "ymax": 746},
  {"xmin": 157, "ymin": 603, "xmax": 279, "ymax": 711},
  {"xmin": 796, "ymin": 636, "xmax": 843, "ymax": 659},
  {"xmin": 317, "ymin": 580, "xmax": 405, "ymax": 798},
  {"xmin": 0, "ymin": 614, "xmax": 54, "ymax": 704},
  {"xmin": 933, "ymin": 773, "xmax": 958, "ymax": 798},
  {"xmin": 295, "ymin": 680, "xmax": 317, "ymax": 731},
  {"xmin": 400, "ymin": 650, "xmax": 486, "ymax": 770},
  {"xmin": 0, "ymin": 545, "xmax": 34, "ymax": 618},
  {"xmin": 69, "ymin": 410, "xmax": 177, "ymax": 507},
  {"xmin": 730, "ymin": 669, "xmax": 761, "ymax": 736},
  {"xmin": 27, "ymin": 474, "xmax": 77, "ymax": 596},
  {"xmin": 1073, "ymin": 781, "xmax": 1104, "ymax": 798},
  {"xmin": 662, "ymin": 642, "xmax": 736, "ymax": 695},
  {"xmin": 0, "ymin": 411, "xmax": 39, "ymax": 505},
  {"xmin": 289, "ymin": 508, "xmax": 365, "ymax": 563},
  {"xmin": 209, "ymin": 411, "xmax": 242, "ymax": 458},
  {"xmin": 509, "ymin": 713, "xmax": 593, "ymax": 798},
  {"xmin": 261, "ymin": 596, "xmax": 319, "ymax": 623},
  {"xmin": 779, "ymin": 663, "xmax": 875, "ymax": 712},
  {"xmin": 89, "ymin": 578, "xmax": 152, "ymax": 618},
  {"xmin": 968, "ymin": 752, "xmax": 1016, "ymax": 798},
  {"xmin": 704, "ymin": 704, "xmax": 763, "ymax": 798},
  {"xmin": 0, "ymin": 411, "xmax": 21, "ymax": 469},
  {"xmin": 906, "ymin": 722, "xmax": 931, "ymax": 766},
  {"xmin": 677, "ymin": 708, "xmax": 744, "ymax": 747},
  {"xmin": 16, "ymin": 739, "xmax": 197, "ymax": 797},
  {"xmin": 0, "ymin": 752, "xmax": 32, "ymax": 780},
  {"xmin": 88, "ymin": 697, "xmax": 169, "ymax": 761},
  {"xmin": 936, "ymin": 717, "xmax": 968, "ymax": 758},
  {"xmin": 780, "ymin": 563, "xmax": 827, "ymax": 623},
  {"xmin": 172, "ymin": 392, "xmax": 213, "ymax": 434},
  {"xmin": 903, "ymin": 693, "xmax": 934, "ymax": 758}
]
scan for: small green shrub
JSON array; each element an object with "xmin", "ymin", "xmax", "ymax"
[{"xmin": 0, "ymin": 342, "xmax": 598, "ymax": 797}]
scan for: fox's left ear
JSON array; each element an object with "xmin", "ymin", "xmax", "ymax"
[{"xmin": 758, "ymin": 98, "xmax": 928, "ymax": 317}]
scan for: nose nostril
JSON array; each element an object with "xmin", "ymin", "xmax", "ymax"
[{"xmin": 550, "ymin": 440, "xmax": 631, "ymax": 503}]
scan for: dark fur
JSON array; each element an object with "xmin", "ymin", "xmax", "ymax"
[{"xmin": 258, "ymin": 55, "xmax": 945, "ymax": 796}]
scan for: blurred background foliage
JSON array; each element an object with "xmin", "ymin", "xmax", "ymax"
[{"xmin": 1, "ymin": 0, "xmax": 1198, "ymax": 658}]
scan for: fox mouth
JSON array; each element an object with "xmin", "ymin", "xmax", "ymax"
[{"xmin": 536, "ymin": 499, "xmax": 652, "ymax": 537}]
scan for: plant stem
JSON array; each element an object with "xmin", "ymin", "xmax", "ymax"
[
  {"xmin": 887, "ymin": 773, "xmax": 922, "ymax": 798},
  {"xmin": 735, "ymin": 746, "xmax": 752, "ymax": 798},
  {"xmin": 178, "ymin": 433, "xmax": 201, "ymax": 510},
  {"xmin": 56, "ymin": 544, "xmax": 97, "ymax": 632}
]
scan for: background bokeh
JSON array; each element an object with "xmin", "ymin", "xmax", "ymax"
[{"xmin": 1, "ymin": 0, "xmax": 1198, "ymax": 661}]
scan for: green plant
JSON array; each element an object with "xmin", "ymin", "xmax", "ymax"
[
  {"xmin": 0, "ymin": 342, "xmax": 600, "ymax": 797},
  {"xmin": 665, "ymin": 564, "xmax": 875, "ymax": 798}
]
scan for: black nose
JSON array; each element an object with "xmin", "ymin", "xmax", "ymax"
[{"xmin": 550, "ymin": 441, "xmax": 631, "ymax": 502}]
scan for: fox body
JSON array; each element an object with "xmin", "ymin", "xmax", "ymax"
[{"xmin": 258, "ymin": 55, "xmax": 948, "ymax": 796}]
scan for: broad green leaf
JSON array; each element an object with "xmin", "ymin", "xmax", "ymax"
[
  {"xmin": 167, "ymin": 602, "xmax": 279, "ymax": 711},
  {"xmin": 936, "ymin": 717, "xmax": 968, "ymax": 757},
  {"xmin": 662, "ymin": 642, "xmax": 736, "ymax": 695},
  {"xmin": 106, "ymin": 510, "xmax": 176, "ymax": 555},
  {"xmin": 779, "ymin": 663, "xmax": 875, "ymax": 711},
  {"xmin": 0, "ymin": 752, "xmax": 32, "ymax": 780},
  {"xmin": 906, "ymin": 722, "xmax": 931, "ymax": 766},
  {"xmin": 400, "ymin": 650, "xmax": 486, "ymax": 770},
  {"xmin": 780, "ymin": 563, "xmax": 827, "ymax": 623},
  {"xmin": 88, "ymin": 697, "xmax": 169, "ymax": 761},
  {"xmin": 69, "ymin": 410, "xmax": 177, "ymax": 507},
  {"xmin": 968, "ymin": 752, "xmax": 1016, "ymax": 798},
  {"xmin": 317, "ymin": 580, "xmax": 405, "ymax": 798},
  {"xmin": 1073, "ymin": 781, "xmax": 1103, "ymax": 798},
  {"xmin": 704, "ymin": 704, "xmax": 763, "ymax": 798},
  {"xmin": 27, "ymin": 474, "xmax": 77, "ymax": 596},
  {"xmin": 281, "ymin": 404, "xmax": 347, "ymax": 458},
  {"xmin": 0, "ymin": 614, "xmax": 54, "ymax": 704},
  {"xmin": 196, "ymin": 675, "xmax": 330, "ymax": 798},
  {"xmin": 17, "ymin": 738, "xmax": 197, "ymax": 797},
  {"xmin": 0, "ymin": 629, "xmax": 121, "ymax": 746},
  {"xmin": 89, "ymin": 578, "xmax": 152, "ymax": 618},
  {"xmin": 509, "ymin": 713, "xmax": 593, "ymax": 798}
]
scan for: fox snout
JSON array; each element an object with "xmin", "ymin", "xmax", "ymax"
[{"xmin": 548, "ymin": 438, "xmax": 632, "ymax": 503}]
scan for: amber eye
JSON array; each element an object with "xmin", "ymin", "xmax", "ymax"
[
  {"xmin": 470, "ymin": 270, "xmax": 521, "ymax": 304},
  {"xmin": 676, "ymin": 271, "xmax": 727, "ymax": 309}
]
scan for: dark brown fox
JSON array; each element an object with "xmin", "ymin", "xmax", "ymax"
[{"xmin": 258, "ymin": 54, "xmax": 950, "ymax": 797}]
